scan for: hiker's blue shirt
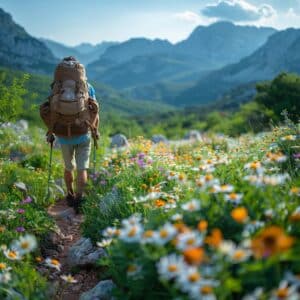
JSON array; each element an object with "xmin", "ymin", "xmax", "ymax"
[{"xmin": 57, "ymin": 83, "xmax": 96, "ymax": 145}]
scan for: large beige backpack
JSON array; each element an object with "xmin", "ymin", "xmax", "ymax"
[{"xmin": 40, "ymin": 57, "xmax": 99, "ymax": 139}]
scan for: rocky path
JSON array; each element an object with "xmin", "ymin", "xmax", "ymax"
[{"xmin": 46, "ymin": 199, "xmax": 99, "ymax": 300}]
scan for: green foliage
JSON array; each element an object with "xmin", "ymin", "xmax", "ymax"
[
  {"xmin": 255, "ymin": 72, "xmax": 300, "ymax": 122},
  {"xmin": 0, "ymin": 71, "xmax": 29, "ymax": 123}
]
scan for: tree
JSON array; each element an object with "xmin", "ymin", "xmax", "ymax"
[
  {"xmin": 0, "ymin": 71, "xmax": 29, "ymax": 123},
  {"xmin": 255, "ymin": 72, "xmax": 300, "ymax": 122}
]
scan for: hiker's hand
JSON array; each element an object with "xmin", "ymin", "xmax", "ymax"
[
  {"xmin": 95, "ymin": 131, "xmax": 100, "ymax": 140},
  {"xmin": 46, "ymin": 133, "xmax": 55, "ymax": 144}
]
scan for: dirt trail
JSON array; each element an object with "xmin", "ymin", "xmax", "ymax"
[{"xmin": 47, "ymin": 199, "xmax": 99, "ymax": 300}]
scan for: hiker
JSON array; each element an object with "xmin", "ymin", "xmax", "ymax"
[{"xmin": 40, "ymin": 56, "xmax": 99, "ymax": 213}]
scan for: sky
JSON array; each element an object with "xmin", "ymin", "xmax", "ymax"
[{"xmin": 0, "ymin": 0, "xmax": 300, "ymax": 46}]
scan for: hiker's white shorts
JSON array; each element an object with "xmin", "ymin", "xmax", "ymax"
[{"xmin": 60, "ymin": 138, "xmax": 91, "ymax": 171}]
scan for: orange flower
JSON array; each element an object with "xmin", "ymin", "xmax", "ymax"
[
  {"xmin": 205, "ymin": 229, "xmax": 223, "ymax": 248},
  {"xmin": 154, "ymin": 199, "xmax": 166, "ymax": 207},
  {"xmin": 183, "ymin": 247, "xmax": 205, "ymax": 265},
  {"xmin": 231, "ymin": 207, "xmax": 248, "ymax": 223},
  {"xmin": 251, "ymin": 226, "xmax": 294, "ymax": 258},
  {"xmin": 173, "ymin": 222, "xmax": 190, "ymax": 233},
  {"xmin": 197, "ymin": 220, "xmax": 208, "ymax": 232}
]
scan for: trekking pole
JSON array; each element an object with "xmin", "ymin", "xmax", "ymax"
[
  {"xmin": 93, "ymin": 137, "xmax": 97, "ymax": 174},
  {"xmin": 46, "ymin": 139, "xmax": 54, "ymax": 201}
]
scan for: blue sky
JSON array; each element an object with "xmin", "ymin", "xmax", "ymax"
[{"xmin": 0, "ymin": 0, "xmax": 300, "ymax": 46}]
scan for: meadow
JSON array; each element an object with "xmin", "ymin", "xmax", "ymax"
[{"xmin": 0, "ymin": 116, "xmax": 299, "ymax": 299}]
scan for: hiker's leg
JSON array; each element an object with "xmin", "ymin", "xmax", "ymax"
[
  {"xmin": 76, "ymin": 169, "xmax": 88, "ymax": 196},
  {"xmin": 75, "ymin": 138, "xmax": 91, "ymax": 197},
  {"xmin": 61, "ymin": 144, "xmax": 76, "ymax": 194},
  {"xmin": 64, "ymin": 169, "xmax": 74, "ymax": 194}
]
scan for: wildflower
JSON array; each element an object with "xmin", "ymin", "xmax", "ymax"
[
  {"xmin": 127, "ymin": 264, "xmax": 142, "ymax": 277},
  {"xmin": 21, "ymin": 196, "xmax": 32, "ymax": 204},
  {"xmin": 0, "ymin": 271, "xmax": 11, "ymax": 283},
  {"xmin": 181, "ymin": 199, "xmax": 201, "ymax": 212},
  {"xmin": 171, "ymin": 213, "xmax": 183, "ymax": 222},
  {"xmin": 176, "ymin": 266, "xmax": 202, "ymax": 292},
  {"xmin": 197, "ymin": 174, "xmax": 219, "ymax": 188},
  {"xmin": 119, "ymin": 224, "xmax": 143, "ymax": 243},
  {"xmin": 205, "ymin": 229, "xmax": 223, "ymax": 248},
  {"xmin": 228, "ymin": 247, "xmax": 252, "ymax": 263},
  {"xmin": 0, "ymin": 226, "xmax": 5, "ymax": 233},
  {"xmin": 271, "ymin": 280, "xmax": 298, "ymax": 300},
  {"xmin": 96, "ymin": 238, "xmax": 113, "ymax": 248},
  {"xmin": 244, "ymin": 161, "xmax": 264, "ymax": 174},
  {"xmin": 224, "ymin": 193, "xmax": 243, "ymax": 205},
  {"xmin": 157, "ymin": 254, "xmax": 186, "ymax": 280},
  {"xmin": 289, "ymin": 207, "xmax": 300, "ymax": 222},
  {"xmin": 242, "ymin": 287, "xmax": 264, "ymax": 300},
  {"xmin": 3, "ymin": 249, "xmax": 22, "ymax": 260},
  {"xmin": 154, "ymin": 199, "xmax": 166, "ymax": 208},
  {"xmin": 190, "ymin": 279, "xmax": 219, "ymax": 300},
  {"xmin": 251, "ymin": 226, "xmax": 294, "ymax": 259},
  {"xmin": 142, "ymin": 230, "xmax": 156, "ymax": 244},
  {"xmin": 290, "ymin": 187, "xmax": 300, "ymax": 196},
  {"xmin": 231, "ymin": 207, "xmax": 248, "ymax": 224},
  {"xmin": 265, "ymin": 152, "xmax": 287, "ymax": 164},
  {"xmin": 102, "ymin": 226, "xmax": 120, "ymax": 238},
  {"xmin": 281, "ymin": 135, "xmax": 296, "ymax": 141},
  {"xmin": 218, "ymin": 240, "xmax": 235, "ymax": 255},
  {"xmin": 183, "ymin": 247, "xmax": 205, "ymax": 265},
  {"xmin": 16, "ymin": 226, "xmax": 25, "ymax": 232},
  {"xmin": 176, "ymin": 231, "xmax": 203, "ymax": 251},
  {"xmin": 262, "ymin": 174, "xmax": 290, "ymax": 186},
  {"xmin": 197, "ymin": 220, "xmax": 208, "ymax": 233},
  {"xmin": 0, "ymin": 263, "xmax": 11, "ymax": 272},
  {"xmin": 154, "ymin": 223, "xmax": 177, "ymax": 245},
  {"xmin": 121, "ymin": 214, "xmax": 142, "ymax": 227},
  {"xmin": 11, "ymin": 234, "xmax": 37, "ymax": 255},
  {"xmin": 60, "ymin": 274, "xmax": 78, "ymax": 283},
  {"xmin": 17, "ymin": 208, "xmax": 25, "ymax": 214},
  {"xmin": 219, "ymin": 184, "xmax": 234, "ymax": 193},
  {"xmin": 45, "ymin": 258, "xmax": 61, "ymax": 271}
]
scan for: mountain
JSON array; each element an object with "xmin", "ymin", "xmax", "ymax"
[
  {"xmin": 41, "ymin": 39, "xmax": 118, "ymax": 65},
  {"xmin": 174, "ymin": 28, "xmax": 300, "ymax": 106},
  {"xmin": 174, "ymin": 21, "xmax": 276, "ymax": 70},
  {"xmin": 87, "ymin": 22, "xmax": 276, "ymax": 94},
  {"xmin": 0, "ymin": 8, "xmax": 56, "ymax": 73}
]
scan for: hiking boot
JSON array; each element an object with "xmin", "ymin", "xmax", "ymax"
[
  {"xmin": 73, "ymin": 195, "xmax": 86, "ymax": 214},
  {"xmin": 65, "ymin": 192, "xmax": 75, "ymax": 207}
]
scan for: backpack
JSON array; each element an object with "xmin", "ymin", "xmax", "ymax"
[{"xmin": 40, "ymin": 57, "xmax": 99, "ymax": 139}]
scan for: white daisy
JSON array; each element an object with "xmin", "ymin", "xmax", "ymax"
[
  {"xmin": 153, "ymin": 223, "xmax": 177, "ymax": 246},
  {"xmin": 157, "ymin": 254, "xmax": 186, "ymax": 280},
  {"xmin": 181, "ymin": 199, "xmax": 201, "ymax": 212},
  {"xmin": 176, "ymin": 266, "xmax": 202, "ymax": 292},
  {"xmin": 3, "ymin": 249, "xmax": 22, "ymax": 261},
  {"xmin": 45, "ymin": 257, "xmax": 61, "ymax": 271},
  {"xmin": 119, "ymin": 224, "xmax": 143, "ymax": 243},
  {"xmin": 11, "ymin": 234, "xmax": 37, "ymax": 255},
  {"xmin": 176, "ymin": 231, "xmax": 203, "ymax": 251},
  {"xmin": 224, "ymin": 193, "xmax": 243, "ymax": 205}
]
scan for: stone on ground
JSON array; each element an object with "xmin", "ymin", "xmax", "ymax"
[
  {"xmin": 79, "ymin": 280, "xmax": 115, "ymax": 300},
  {"xmin": 110, "ymin": 134, "xmax": 128, "ymax": 148}
]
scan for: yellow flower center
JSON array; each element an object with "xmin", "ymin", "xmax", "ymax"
[
  {"xmin": 21, "ymin": 241, "xmax": 29, "ymax": 249},
  {"xmin": 144, "ymin": 230, "xmax": 154, "ymax": 238},
  {"xmin": 128, "ymin": 227, "xmax": 137, "ymax": 237},
  {"xmin": 276, "ymin": 287, "xmax": 289, "ymax": 298},
  {"xmin": 188, "ymin": 272, "xmax": 200, "ymax": 282},
  {"xmin": 51, "ymin": 259, "xmax": 60, "ymax": 266},
  {"xmin": 160, "ymin": 229, "xmax": 169, "ymax": 238},
  {"xmin": 205, "ymin": 174, "xmax": 213, "ymax": 181},
  {"xmin": 229, "ymin": 193, "xmax": 238, "ymax": 200},
  {"xmin": 167, "ymin": 264, "xmax": 178, "ymax": 272},
  {"xmin": 201, "ymin": 286, "xmax": 213, "ymax": 295},
  {"xmin": 0, "ymin": 263, "xmax": 6, "ymax": 270},
  {"xmin": 233, "ymin": 250, "xmax": 245, "ymax": 260},
  {"xmin": 127, "ymin": 265, "xmax": 137, "ymax": 273},
  {"xmin": 8, "ymin": 251, "xmax": 17, "ymax": 259},
  {"xmin": 187, "ymin": 238, "xmax": 195, "ymax": 246}
]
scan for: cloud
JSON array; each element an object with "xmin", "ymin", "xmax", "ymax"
[
  {"xmin": 202, "ymin": 0, "xmax": 276, "ymax": 22},
  {"xmin": 174, "ymin": 10, "xmax": 213, "ymax": 25}
]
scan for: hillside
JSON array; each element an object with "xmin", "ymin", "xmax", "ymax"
[
  {"xmin": 0, "ymin": 8, "xmax": 56, "ymax": 74},
  {"xmin": 174, "ymin": 28, "xmax": 300, "ymax": 106},
  {"xmin": 41, "ymin": 39, "xmax": 118, "ymax": 65}
]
